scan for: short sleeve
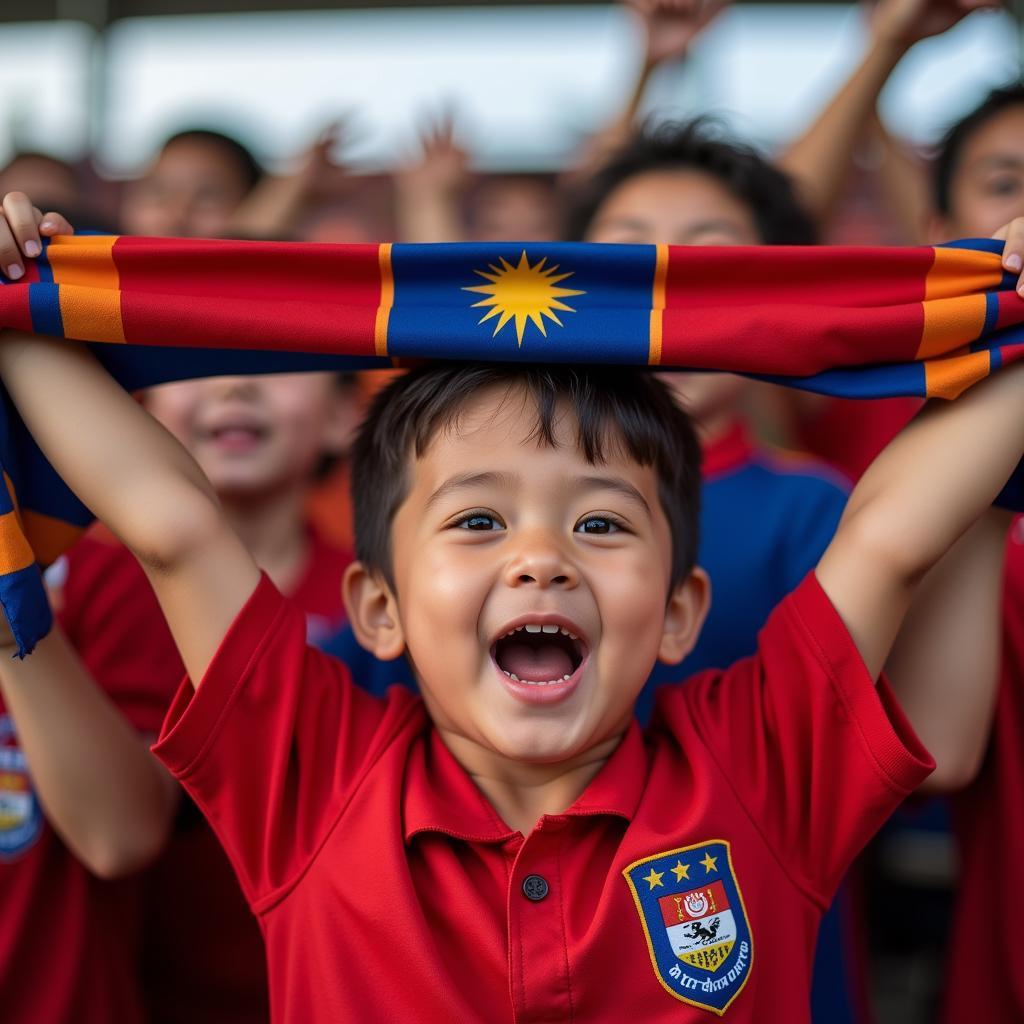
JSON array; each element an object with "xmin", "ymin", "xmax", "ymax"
[
  {"xmin": 152, "ymin": 574, "xmax": 420, "ymax": 908},
  {"xmin": 654, "ymin": 572, "xmax": 933, "ymax": 907}
]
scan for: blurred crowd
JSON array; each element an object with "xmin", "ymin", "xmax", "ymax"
[{"xmin": 0, "ymin": 1, "xmax": 1021, "ymax": 1023}]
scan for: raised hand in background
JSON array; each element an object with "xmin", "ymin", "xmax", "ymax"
[{"xmin": 393, "ymin": 108, "xmax": 471, "ymax": 242}]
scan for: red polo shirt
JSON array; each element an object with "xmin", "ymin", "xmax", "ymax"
[
  {"xmin": 0, "ymin": 531, "xmax": 192, "ymax": 1024},
  {"xmin": 154, "ymin": 571, "xmax": 931, "ymax": 1022},
  {"xmin": 941, "ymin": 521, "xmax": 1024, "ymax": 1022}
]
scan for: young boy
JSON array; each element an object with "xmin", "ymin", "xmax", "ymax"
[
  {"xmin": 1, "ymin": 197, "xmax": 1023, "ymax": 1021},
  {"xmin": 121, "ymin": 129, "xmax": 263, "ymax": 240},
  {"xmin": 923, "ymin": 82, "xmax": 1024, "ymax": 1024}
]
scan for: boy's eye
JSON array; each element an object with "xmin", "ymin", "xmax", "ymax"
[
  {"xmin": 455, "ymin": 513, "xmax": 504, "ymax": 531},
  {"xmin": 985, "ymin": 176, "xmax": 1021, "ymax": 197},
  {"xmin": 576, "ymin": 516, "xmax": 621, "ymax": 535}
]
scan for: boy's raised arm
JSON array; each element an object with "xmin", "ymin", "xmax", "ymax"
[
  {"xmin": 0, "ymin": 623, "xmax": 180, "ymax": 876},
  {"xmin": 884, "ymin": 508, "xmax": 1010, "ymax": 791},
  {"xmin": 0, "ymin": 193, "xmax": 259, "ymax": 686},
  {"xmin": 817, "ymin": 221, "xmax": 1024, "ymax": 681},
  {"xmin": 0, "ymin": 331, "xmax": 260, "ymax": 686}
]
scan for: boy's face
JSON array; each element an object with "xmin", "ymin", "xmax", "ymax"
[
  {"xmin": 585, "ymin": 168, "xmax": 757, "ymax": 436},
  {"xmin": 122, "ymin": 138, "xmax": 251, "ymax": 239},
  {"xmin": 145, "ymin": 373, "xmax": 354, "ymax": 501},
  {"xmin": 359, "ymin": 386, "xmax": 704, "ymax": 766},
  {"xmin": 471, "ymin": 179, "xmax": 560, "ymax": 243},
  {"xmin": 936, "ymin": 103, "xmax": 1024, "ymax": 239}
]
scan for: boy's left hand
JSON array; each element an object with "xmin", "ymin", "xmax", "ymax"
[
  {"xmin": 993, "ymin": 215, "xmax": 1024, "ymax": 296},
  {"xmin": 0, "ymin": 192, "xmax": 74, "ymax": 282}
]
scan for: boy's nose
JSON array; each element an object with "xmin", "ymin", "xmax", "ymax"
[{"xmin": 504, "ymin": 536, "xmax": 579, "ymax": 590}]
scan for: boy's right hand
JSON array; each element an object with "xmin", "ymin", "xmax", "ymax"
[
  {"xmin": 992, "ymin": 215, "xmax": 1024, "ymax": 295},
  {"xmin": 0, "ymin": 192, "xmax": 74, "ymax": 282}
]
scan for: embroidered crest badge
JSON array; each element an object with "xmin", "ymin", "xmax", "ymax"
[
  {"xmin": 0, "ymin": 716, "xmax": 42, "ymax": 859},
  {"xmin": 623, "ymin": 839, "xmax": 753, "ymax": 1015}
]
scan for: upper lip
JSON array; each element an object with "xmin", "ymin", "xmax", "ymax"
[{"xmin": 489, "ymin": 613, "xmax": 590, "ymax": 653}]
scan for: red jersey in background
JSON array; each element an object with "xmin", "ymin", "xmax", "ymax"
[{"xmin": 942, "ymin": 519, "xmax": 1024, "ymax": 1022}]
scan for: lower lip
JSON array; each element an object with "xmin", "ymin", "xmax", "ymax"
[{"xmin": 493, "ymin": 658, "xmax": 586, "ymax": 706}]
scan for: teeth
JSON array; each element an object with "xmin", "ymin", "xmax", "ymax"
[
  {"xmin": 506, "ymin": 623, "xmax": 580, "ymax": 637},
  {"xmin": 501, "ymin": 670, "xmax": 573, "ymax": 687}
]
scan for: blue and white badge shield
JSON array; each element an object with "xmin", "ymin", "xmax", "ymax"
[
  {"xmin": 0, "ymin": 715, "xmax": 42, "ymax": 859},
  {"xmin": 623, "ymin": 840, "xmax": 753, "ymax": 1015}
]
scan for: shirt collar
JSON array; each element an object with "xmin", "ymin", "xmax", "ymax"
[
  {"xmin": 402, "ymin": 721, "xmax": 648, "ymax": 845},
  {"xmin": 561, "ymin": 719, "xmax": 647, "ymax": 822},
  {"xmin": 403, "ymin": 728, "xmax": 518, "ymax": 845},
  {"xmin": 701, "ymin": 419, "xmax": 754, "ymax": 479}
]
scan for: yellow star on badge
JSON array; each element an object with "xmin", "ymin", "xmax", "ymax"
[
  {"xmin": 671, "ymin": 860, "xmax": 690, "ymax": 882},
  {"xmin": 642, "ymin": 867, "xmax": 665, "ymax": 890},
  {"xmin": 700, "ymin": 852, "xmax": 718, "ymax": 874}
]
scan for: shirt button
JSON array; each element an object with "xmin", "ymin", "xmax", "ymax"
[{"xmin": 522, "ymin": 874, "xmax": 549, "ymax": 902}]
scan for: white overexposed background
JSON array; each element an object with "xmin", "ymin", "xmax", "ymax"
[{"xmin": 0, "ymin": 5, "xmax": 1019, "ymax": 173}]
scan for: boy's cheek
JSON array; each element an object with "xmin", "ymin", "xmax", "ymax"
[
  {"xmin": 400, "ymin": 555, "xmax": 492, "ymax": 672},
  {"xmin": 593, "ymin": 559, "xmax": 671, "ymax": 670}
]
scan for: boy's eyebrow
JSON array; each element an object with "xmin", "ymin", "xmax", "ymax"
[
  {"xmin": 973, "ymin": 155, "xmax": 1024, "ymax": 171},
  {"xmin": 423, "ymin": 471, "xmax": 651, "ymax": 516},
  {"xmin": 572, "ymin": 475, "xmax": 652, "ymax": 516},
  {"xmin": 425, "ymin": 471, "xmax": 517, "ymax": 511}
]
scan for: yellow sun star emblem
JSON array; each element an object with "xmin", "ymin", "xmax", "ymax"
[{"xmin": 463, "ymin": 250, "xmax": 585, "ymax": 346}]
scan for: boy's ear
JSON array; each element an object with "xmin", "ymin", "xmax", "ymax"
[
  {"xmin": 657, "ymin": 567, "xmax": 711, "ymax": 665},
  {"xmin": 342, "ymin": 560, "xmax": 406, "ymax": 661}
]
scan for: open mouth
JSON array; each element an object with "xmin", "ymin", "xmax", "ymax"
[
  {"xmin": 492, "ymin": 622, "xmax": 586, "ymax": 687},
  {"xmin": 203, "ymin": 422, "xmax": 269, "ymax": 448}
]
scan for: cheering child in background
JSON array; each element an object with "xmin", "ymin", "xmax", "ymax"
[
  {"xmin": 917, "ymin": 83, "xmax": 1024, "ymax": 1024},
  {"xmin": 0, "ymin": 358, "xmax": 358, "ymax": 1024}
]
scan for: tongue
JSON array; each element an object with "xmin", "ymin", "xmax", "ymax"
[{"xmin": 500, "ymin": 641, "xmax": 573, "ymax": 682}]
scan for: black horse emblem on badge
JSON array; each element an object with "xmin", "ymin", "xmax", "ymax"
[{"xmin": 683, "ymin": 916, "xmax": 721, "ymax": 946}]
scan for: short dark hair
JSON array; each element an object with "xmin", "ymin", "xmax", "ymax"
[
  {"xmin": 162, "ymin": 129, "xmax": 264, "ymax": 195},
  {"xmin": 932, "ymin": 82, "xmax": 1024, "ymax": 216},
  {"xmin": 564, "ymin": 118, "xmax": 818, "ymax": 245},
  {"xmin": 351, "ymin": 363, "xmax": 702, "ymax": 591}
]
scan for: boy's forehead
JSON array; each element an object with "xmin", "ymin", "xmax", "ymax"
[
  {"xmin": 406, "ymin": 384, "xmax": 657, "ymax": 497},
  {"xmin": 959, "ymin": 104, "xmax": 1024, "ymax": 169},
  {"xmin": 589, "ymin": 169, "xmax": 761, "ymax": 245},
  {"xmin": 416, "ymin": 385, "xmax": 575, "ymax": 467}
]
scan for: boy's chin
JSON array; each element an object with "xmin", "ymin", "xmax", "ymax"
[{"xmin": 483, "ymin": 719, "xmax": 603, "ymax": 766}]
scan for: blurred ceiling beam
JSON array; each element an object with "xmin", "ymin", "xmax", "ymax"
[{"xmin": 27, "ymin": 0, "xmax": 857, "ymax": 25}]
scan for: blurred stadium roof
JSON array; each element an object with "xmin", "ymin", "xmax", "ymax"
[
  {"xmin": 0, "ymin": 1, "xmax": 1019, "ymax": 173},
  {"xmin": 11, "ymin": 0, "xmax": 852, "ymax": 24}
]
